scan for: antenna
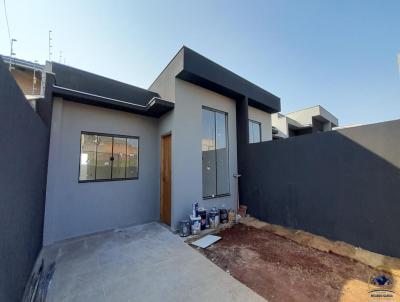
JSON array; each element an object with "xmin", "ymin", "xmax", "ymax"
[
  {"xmin": 48, "ymin": 30, "xmax": 53, "ymax": 61},
  {"xmin": 32, "ymin": 60, "xmax": 38, "ymax": 95},
  {"xmin": 59, "ymin": 50, "xmax": 62, "ymax": 63},
  {"xmin": 9, "ymin": 38, "xmax": 17, "ymax": 71}
]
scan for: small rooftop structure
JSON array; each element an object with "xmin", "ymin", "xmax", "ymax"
[
  {"xmin": 0, "ymin": 55, "xmax": 44, "ymax": 71},
  {"xmin": 286, "ymin": 105, "xmax": 338, "ymax": 128},
  {"xmin": 1, "ymin": 55, "xmax": 44, "ymax": 100}
]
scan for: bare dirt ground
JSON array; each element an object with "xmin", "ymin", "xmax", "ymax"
[{"xmin": 201, "ymin": 223, "xmax": 398, "ymax": 302}]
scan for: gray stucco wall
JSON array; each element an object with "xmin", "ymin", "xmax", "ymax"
[
  {"xmin": 149, "ymin": 48, "xmax": 183, "ymax": 101},
  {"xmin": 241, "ymin": 119, "xmax": 400, "ymax": 257},
  {"xmin": 170, "ymin": 79, "xmax": 238, "ymax": 229},
  {"xmin": 0, "ymin": 61, "xmax": 49, "ymax": 301},
  {"xmin": 44, "ymin": 98, "xmax": 160, "ymax": 244}
]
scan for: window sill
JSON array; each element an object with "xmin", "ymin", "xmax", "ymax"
[
  {"xmin": 203, "ymin": 193, "xmax": 231, "ymax": 200},
  {"xmin": 78, "ymin": 177, "xmax": 138, "ymax": 183}
]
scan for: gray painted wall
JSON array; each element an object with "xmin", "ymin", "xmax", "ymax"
[
  {"xmin": 44, "ymin": 98, "xmax": 160, "ymax": 244},
  {"xmin": 149, "ymin": 48, "xmax": 183, "ymax": 101},
  {"xmin": 45, "ymin": 70, "xmax": 241, "ymax": 241},
  {"xmin": 241, "ymin": 119, "xmax": 400, "ymax": 257},
  {"xmin": 172, "ymin": 79, "xmax": 237, "ymax": 227},
  {"xmin": 170, "ymin": 79, "xmax": 238, "ymax": 229},
  {"xmin": 151, "ymin": 65, "xmax": 241, "ymax": 230},
  {"xmin": 0, "ymin": 61, "xmax": 49, "ymax": 301}
]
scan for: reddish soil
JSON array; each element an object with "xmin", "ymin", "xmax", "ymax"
[{"xmin": 201, "ymin": 223, "xmax": 387, "ymax": 302}]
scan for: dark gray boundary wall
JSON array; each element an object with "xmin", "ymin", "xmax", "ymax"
[
  {"xmin": 0, "ymin": 60, "xmax": 49, "ymax": 301},
  {"xmin": 240, "ymin": 119, "xmax": 400, "ymax": 258}
]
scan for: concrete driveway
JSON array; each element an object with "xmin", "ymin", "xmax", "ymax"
[{"xmin": 43, "ymin": 222, "xmax": 266, "ymax": 302}]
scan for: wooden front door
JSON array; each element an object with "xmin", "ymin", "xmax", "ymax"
[{"xmin": 160, "ymin": 134, "xmax": 171, "ymax": 225}]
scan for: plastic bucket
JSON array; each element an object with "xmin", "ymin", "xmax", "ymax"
[
  {"xmin": 190, "ymin": 215, "xmax": 201, "ymax": 235},
  {"xmin": 179, "ymin": 219, "xmax": 190, "ymax": 237}
]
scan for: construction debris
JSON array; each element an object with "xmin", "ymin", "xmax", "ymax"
[
  {"xmin": 22, "ymin": 259, "xmax": 56, "ymax": 302},
  {"xmin": 191, "ymin": 235, "xmax": 221, "ymax": 248}
]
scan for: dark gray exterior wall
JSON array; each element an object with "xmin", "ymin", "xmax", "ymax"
[
  {"xmin": 179, "ymin": 47, "xmax": 280, "ymax": 113},
  {"xmin": 0, "ymin": 61, "xmax": 49, "ymax": 301},
  {"xmin": 240, "ymin": 119, "xmax": 400, "ymax": 258},
  {"xmin": 236, "ymin": 97, "xmax": 249, "ymax": 176}
]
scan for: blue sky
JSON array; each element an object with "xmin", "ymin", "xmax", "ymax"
[{"xmin": 1, "ymin": 0, "xmax": 399, "ymax": 125}]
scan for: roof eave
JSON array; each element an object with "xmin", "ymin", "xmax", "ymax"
[
  {"xmin": 174, "ymin": 47, "xmax": 280, "ymax": 113},
  {"xmin": 52, "ymin": 85, "xmax": 174, "ymax": 118}
]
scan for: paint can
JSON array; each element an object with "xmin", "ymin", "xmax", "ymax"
[
  {"xmin": 197, "ymin": 208, "xmax": 207, "ymax": 230},
  {"xmin": 179, "ymin": 219, "xmax": 190, "ymax": 237},
  {"xmin": 228, "ymin": 209, "xmax": 236, "ymax": 223},
  {"xmin": 219, "ymin": 209, "xmax": 228, "ymax": 223},
  {"xmin": 209, "ymin": 210, "xmax": 220, "ymax": 228},
  {"xmin": 190, "ymin": 215, "xmax": 201, "ymax": 235}
]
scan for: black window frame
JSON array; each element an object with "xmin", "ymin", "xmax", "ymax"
[
  {"xmin": 249, "ymin": 119, "xmax": 262, "ymax": 144},
  {"xmin": 202, "ymin": 106, "xmax": 230, "ymax": 200},
  {"xmin": 78, "ymin": 131, "xmax": 139, "ymax": 183}
]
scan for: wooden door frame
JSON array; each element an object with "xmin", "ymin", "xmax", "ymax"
[{"xmin": 160, "ymin": 133, "xmax": 171, "ymax": 225}]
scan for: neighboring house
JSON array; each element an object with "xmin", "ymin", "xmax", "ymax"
[
  {"xmin": 271, "ymin": 105, "xmax": 338, "ymax": 139},
  {"xmin": 0, "ymin": 55, "xmax": 44, "ymax": 107},
  {"xmin": 333, "ymin": 124, "xmax": 364, "ymax": 130},
  {"xmin": 39, "ymin": 46, "xmax": 280, "ymax": 244}
]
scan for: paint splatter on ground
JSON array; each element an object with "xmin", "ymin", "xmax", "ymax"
[{"xmin": 201, "ymin": 223, "xmax": 397, "ymax": 302}]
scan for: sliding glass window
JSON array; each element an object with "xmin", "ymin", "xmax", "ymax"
[
  {"xmin": 79, "ymin": 132, "xmax": 139, "ymax": 182},
  {"xmin": 95, "ymin": 135, "xmax": 113, "ymax": 180},
  {"xmin": 127, "ymin": 138, "xmax": 139, "ymax": 179},
  {"xmin": 202, "ymin": 107, "xmax": 229, "ymax": 198},
  {"xmin": 112, "ymin": 137, "xmax": 127, "ymax": 179},
  {"xmin": 249, "ymin": 120, "xmax": 261, "ymax": 143}
]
